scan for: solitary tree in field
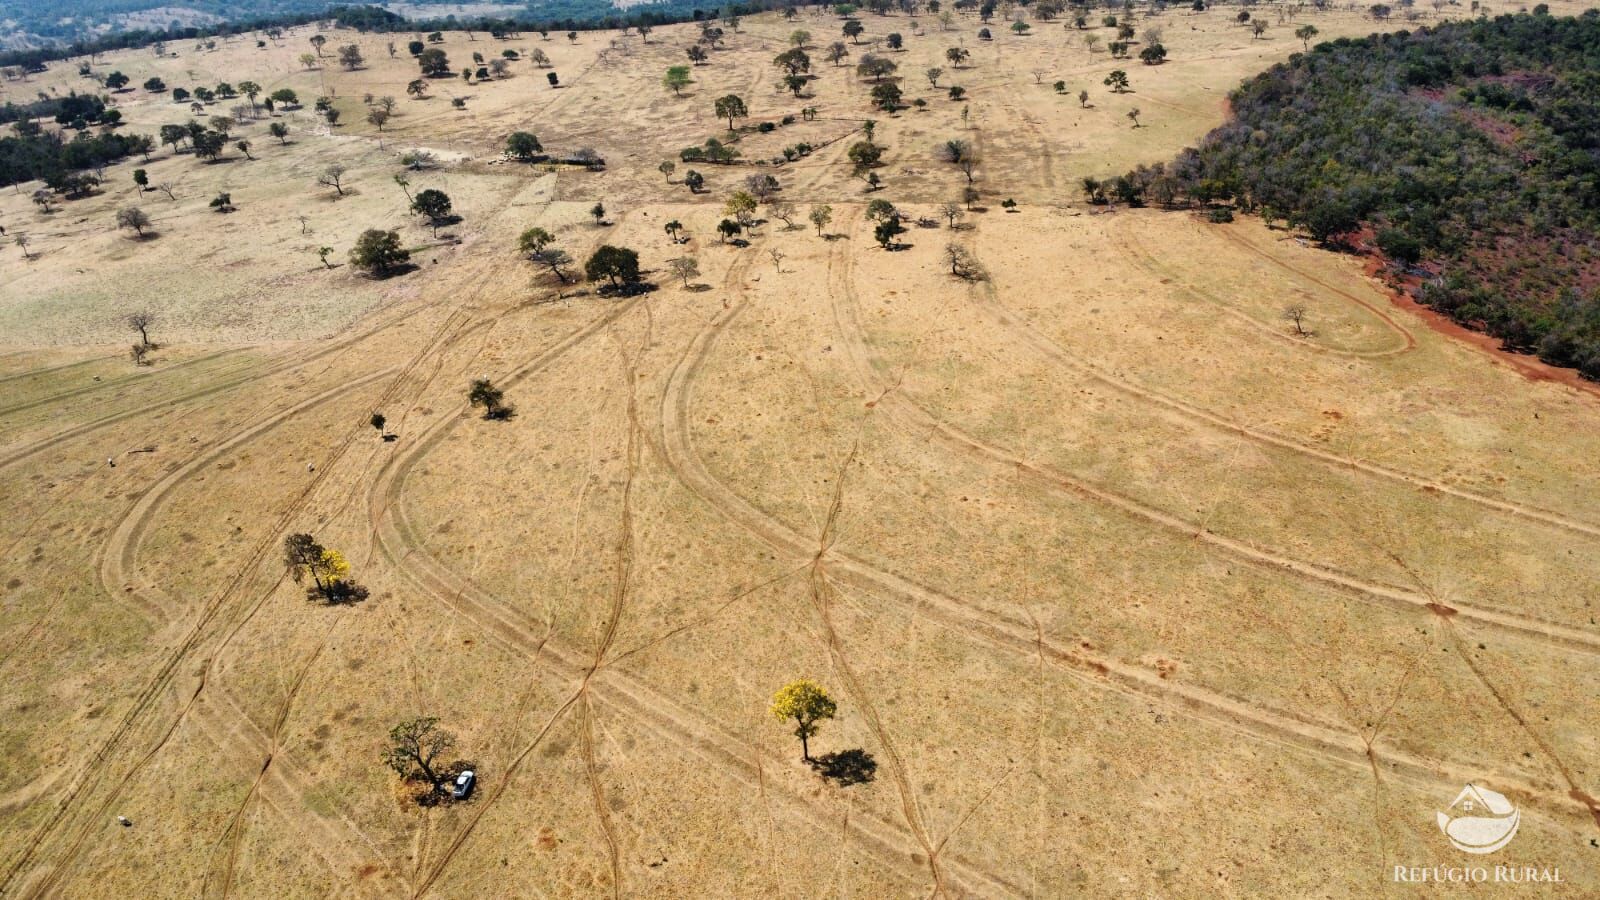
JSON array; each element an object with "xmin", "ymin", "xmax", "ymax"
[
  {"xmin": 585, "ymin": 245, "xmax": 641, "ymax": 289},
  {"xmin": 1295, "ymin": 24, "xmax": 1319, "ymax": 50},
  {"xmin": 1104, "ymin": 69, "xmax": 1129, "ymax": 92},
  {"xmin": 808, "ymin": 204, "xmax": 834, "ymax": 237},
  {"xmin": 770, "ymin": 679, "xmax": 837, "ymax": 762},
  {"xmin": 349, "ymin": 229, "xmax": 410, "ymax": 275},
  {"xmin": 411, "ymin": 189, "xmax": 453, "ymax": 235},
  {"xmin": 382, "ymin": 717, "xmax": 457, "ymax": 798},
  {"xmin": 367, "ymin": 108, "xmax": 390, "ymax": 131},
  {"xmin": 1126, "ymin": 107, "xmax": 1141, "ymax": 127},
  {"xmin": 339, "ymin": 44, "xmax": 364, "ymax": 70},
  {"xmin": 319, "ymin": 164, "xmax": 349, "ymax": 196},
  {"xmin": 506, "ymin": 131, "xmax": 543, "ymax": 160},
  {"xmin": 519, "ymin": 227, "xmax": 572, "ymax": 281},
  {"xmin": 370, "ymin": 412, "xmax": 386, "ymax": 436},
  {"xmin": 468, "ymin": 377, "xmax": 512, "ymax": 419},
  {"xmin": 659, "ymin": 161, "xmax": 676, "ymax": 183},
  {"xmin": 310, "ymin": 34, "xmax": 328, "ymax": 57},
  {"xmin": 318, "ymin": 246, "xmax": 335, "ymax": 268},
  {"xmin": 284, "ymin": 533, "xmax": 366, "ymax": 602},
  {"xmin": 14, "ymin": 234, "xmax": 32, "ymax": 259},
  {"xmin": 714, "ymin": 94, "xmax": 747, "ymax": 132},
  {"xmin": 684, "ymin": 170, "xmax": 705, "ymax": 193},
  {"xmin": 127, "ymin": 311, "xmax": 156, "ymax": 347},
  {"xmin": 663, "ymin": 65, "xmax": 692, "ymax": 96},
  {"xmin": 665, "ymin": 219, "xmax": 684, "ymax": 243},
  {"xmin": 945, "ymin": 45, "xmax": 969, "ymax": 67},
  {"xmin": 1252, "ymin": 20, "xmax": 1268, "ymax": 39},
  {"xmin": 116, "ymin": 206, "xmax": 151, "ymax": 237},
  {"xmin": 940, "ymin": 201, "xmax": 964, "ymax": 228},
  {"xmin": 1284, "ymin": 305, "xmax": 1310, "ymax": 337},
  {"xmin": 1079, "ymin": 89, "xmax": 1090, "ymax": 108},
  {"xmin": 668, "ymin": 256, "xmax": 700, "ymax": 287},
  {"xmin": 938, "ymin": 139, "xmax": 978, "ymax": 182},
  {"xmin": 926, "ymin": 66, "xmax": 943, "ymax": 86}
]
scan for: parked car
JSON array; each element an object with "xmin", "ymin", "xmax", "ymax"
[{"xmin": 452, "ymin": 770, "xmax": 476, "ymax": 800}]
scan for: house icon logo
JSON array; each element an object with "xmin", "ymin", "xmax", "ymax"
[{"xmin": 1437, "ymin": 784, "xmax": 1520, "ymax": 854}]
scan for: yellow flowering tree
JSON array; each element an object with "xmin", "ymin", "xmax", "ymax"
[
  {"xmin": 284, "ymin": 533, "xmax": 365, "ymax": 603},
  {"xmin": 770, "ymin": 678, "xmax": 837, "ymax": 762}
]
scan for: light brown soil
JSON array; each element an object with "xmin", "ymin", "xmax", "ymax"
[{"xmin": 1, "ymin": 5, "xmax": 1597, "ymax": 897}]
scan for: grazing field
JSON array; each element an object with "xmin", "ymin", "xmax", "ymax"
[{"xmin": 1, "ymin": 4, "xmax": 1598, "ymax": 897}]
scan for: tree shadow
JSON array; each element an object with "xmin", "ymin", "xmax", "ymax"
[
  {"xmin": 686, "ymin": 282, "xmax": 713, "ymax": 293},
  {"xmin": 809, "ymin": 749, "xmax": 877, "ymax": 786}
]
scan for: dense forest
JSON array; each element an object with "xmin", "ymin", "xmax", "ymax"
[{"xmin": 1125, "ymin": 10, "xmax": 1600, "ymax": 379}]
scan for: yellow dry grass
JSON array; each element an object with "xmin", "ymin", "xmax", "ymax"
[{"xmin": 1, "ymin": 4, "xmax": 1597, "ymax": 897}]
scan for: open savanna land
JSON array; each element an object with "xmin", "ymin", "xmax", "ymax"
[{"xmin": 1, "ymin": 3, "xmax": 1598, "ymax": 896}]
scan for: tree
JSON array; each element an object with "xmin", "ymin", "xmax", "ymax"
[
  {"xmin": 668, "ymin": 256, "xmax": 700, "ymax": 287},
  {"xmin": 775, "ymin": 48, "xmax": 812, "ymax": 76},
  {"xmin": 843, "ymin": 19, "xmax": 865, "ymax": 43},
  {"xmin": 468, "ymin": 378, "xmax": 513, "ymax": 419},
  {"xmin": 871, "ymin": 82, "xmax": 902, "ymax": 111},
  {"xmin": 127, "ymin": 311, "xmax": 156, "ymax": 347},
  {"xmin": 506, "ymin": 131, "xmax": 543, "ymax": 160},
  {"xmin": 684, "ymin": 170, "xmax": 705, "ymax": 193},
  {"xmin": 192, "ymin": 130, "xmax": 227, "ymax": 160},
  {"xmin": 688, "ymin": 45, "xmax": 709, "ymax": 65},
  {"xmin": 791, "ymin": 28, "xmax": 812, "ymax": 47},
  {"xmin": 412, "ymin": 189, "xmax": 453, "ymax": 234},
  {"xmin": 547, "ymin": 72, "xmax": 560, "ymax": 88},
  {"xmin": 938, "ymin": 139, "xmax": 978, "ymax": 182},
  {"xmin": 1253, "ymin": 20, "xmax": 1268, "ymax": 39},
  {"xmin": 132, "ymin": 168, "xmax": 149, "ymax": 194},
  {"xmin": 367, "ymin": 108, "xmax": 390, "ymax": 131},
  {"xmin": 945, "ymin": 46, "xmax": 969, "ymax": 67},
  {"xmin": 770, "ymin": 679, "xmax": 836, "ymax": 762},
  {"xmin": 419, "ymin": 48, "xmax": 451, "ymax": 77},
  {"xmin": 847, "ymin": 141, "xmax": 884, "ymax": 172},
  {"xmin": 874, "ymin": 214, "xmax": 906, "ymax": 248},
  {"xmin": 339, "ymin": 44, "xmax": 364, "ymax": 70},
  {"xmin": 1126, "ymin": 107, "xmax": 1141, "ymax": 127},
  {"xmin": 945, "ymin": 242, "xmax": 981, "ymax": 278},
  {"xmin": 663, "ymin": 65, "xmax": 692, "ymax": 96},
  {"xmin": 116, "ymin": 206, "xmax": 151, "ymax": 237},
  {"xmin": 130, "ymin": 343, "xmax": 151, "ymax": 366},
  {"xmin": 810, "ymin": 204, "xmax": 833, "ymax": 236},
  {"xmin": 1079, "ymin": 89, "xmax": 1090, "ymax": 108},
  {"xmin": 714, "ymin": 94, "xmax": 748, "ymax": 131},
  {"xmin": 939, "ymin": 201, "xmax": 964, "ymax": 227},
  {"xmin": 268, "ymin": 122, "xmax": 290, "ymax": 145},
  {"xmin": 15, "ymin": 234, "xmax": 32, "ymax": 259},
  {"xmin": 857, "ymin": 54, "xmax": 897, "ymax": 82},
  {"xmin": 283, "ymin": 532, "xmax": 364, "ymax": 602},
  {"xmin": 1139, "ymin": 44, "xmax": 1167, "ymax": 65},
  {"xmin": 886, "ymin": 32, "xmax": 903, "ymax": 50},
  {"xmin": 590, "ymin": 202, "xmax": 607, "ymax": 225},
  {"xmin": 717, "ymin": 218, "xmax": 742, "ymax": 243},
  {"xmin": 519, "ymin": 227, "xmax": 573, "ymax": 282},
  {"xmin": 349, "ymin": 229, "xmax": 410, "ymax": 275},
  {"xmin": 235, "ymin": 140, "xmax": 253, "ymax": 160},
  {"xmin": 1104, "ymin": 69, "xmax": 1130, "ymax": 92},
  {"xmin": 1011, "ymin": 20, "xmax": 1031, "ymax": 35},
  {"xmin": 725, "ymin": 191, "xmax": 758, "ymax": 226},
  {"xmin": 947, "ymin": 85, "xmax": 966, "ymax": 101},
  {"xmin": 144, "ymin": 77, "xmax": 166, "ymax": 92},
  {"xmin": 381, "ymin": 717, "xmax": 457, "ymax": 797},
  {"xmin": 407, "ymin": 79, "xmax": 429, "ymax": 99},
  {"xmin": 105, "ymin": 71, "xmax": 130, "ymax": 90},
  {"xmin": 1284, "ymin": 305, "xmax": 1310, "ymax": 336},
  {"xmin": 319, "ymin": 164, "xmax": 349, "ymax": 196},
  {"xmin": 827, "ymin": 42, "xmax": 850, "ymax": 66},
  {"xmin": 318, "ymin": 246, "xmax": 335, "ymax": 269},
  {"xmin": 585, "ymin": 245, "xmax": 641, "ymax": 290},
  {"xmin": 310, "ymin": 34, "xmax": 328, "ymax": 57},
  {"xmin": 768, "ymin": 200, "xmax": 798, "ymax": 229},
  {"xmin": 1295, "ymin": 24, "xmax": 1319, "ymax": 50},
  {"xmin": 659, "ymin": 161, "xmax": 676, "ymax": 184}
]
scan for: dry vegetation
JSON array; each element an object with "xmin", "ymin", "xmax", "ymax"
[{"xmin": 1, "ymin": 3, "xmax": 1598, "ymax": 896}]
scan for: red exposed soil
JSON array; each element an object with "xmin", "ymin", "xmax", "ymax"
[{"xmin": 1360, "ymin": 255, "xmax": 1600, "ymax": 399}]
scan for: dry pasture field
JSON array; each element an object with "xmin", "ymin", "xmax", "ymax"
[{"xmin": 1, "ymin": 4, "xmax": 1598, "ymax": 897}]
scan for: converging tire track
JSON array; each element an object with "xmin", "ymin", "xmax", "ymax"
[
  {"xmin": 1115, "ymin": 221, "xmax": 1414, "ymax": 358},
  {"xmin": 966, "ymin": 249, "xmax": 1600, "ymax": 541},
  {"xmin": 832, "ymin": 216, "xmax": 1600, "ymax": 656},
  {"xmin": 4, "ymin": 303, "xmax": 486, "ymax": 897},
  {"xmin": 372, "ymin": 294, "xmax": 1005, "ymax": 897},
  {"xmin": 651, "ymin": 217, "xmax": 1593, "ymax": 835}
]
